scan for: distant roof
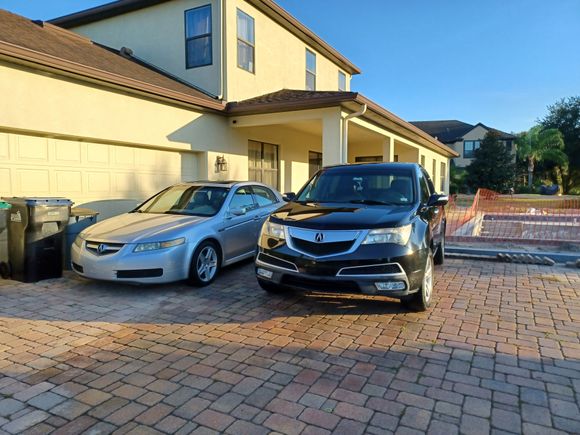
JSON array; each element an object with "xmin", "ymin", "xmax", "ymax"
[
  {"xmin": 50, "ymin": 0, "xmax": 361, "ymax": 75},
  {"xmin": 411, "ymin": 120, "xmax": 516, "ymax": 143},
  {"xmin": 0, "ymin": 9, "xmax": 224, "ymax": 111},
  {"xmin": 228, "ymin": 90, "xmax": 459, "ymax": 158}
]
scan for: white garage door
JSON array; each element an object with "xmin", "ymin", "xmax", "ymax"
[{"xmin": 0, "ymin": 132, "xmax": 198, "ymax": 217}]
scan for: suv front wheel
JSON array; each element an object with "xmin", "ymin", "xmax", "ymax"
[{"xmin": 402, "ymin": 249, "xmax": 434, "ymax": 312}]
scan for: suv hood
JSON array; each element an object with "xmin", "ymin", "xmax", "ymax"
[
  {"xmin": 270, "ymin": 202, "xmax": 416, "ymax": 230},
  {"xmin": 80, "ymin": 213, "xmax": 209, "ymax": 243}
]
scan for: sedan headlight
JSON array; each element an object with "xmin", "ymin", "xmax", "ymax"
[
  {"xmin": 262, "ymin": 221, "xmax": 285, "ymax": 239},
  {"xmin": 362, "ymin": 224, "xmax": 412, "ymax": 246},
  {"xmin": 133, "ymin": 238, "xmax": 186, "ymax": 253}
]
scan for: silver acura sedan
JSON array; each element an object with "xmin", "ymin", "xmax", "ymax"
[{"xmin": 71, "ymin": 181, "xmax": 283, "ymax": 285}]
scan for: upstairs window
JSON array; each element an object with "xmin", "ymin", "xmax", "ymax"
[
  {"xmin": 338, "ymin": 71, "xmax": 346, "ymax": 91},
  {"xmin": 237, "ymin": 9, "xmax": 255, "ymax": 73},
  {"xmin": 185, "ymin": 5, "xmax": 212, "ymax": 68},
  {"xmin": 306, "ymin": 49, "xmax": 316, "ymax": 91},
  {"xmin": 463, "ymin": 140, "xmax": 481, "ymax": 158}
]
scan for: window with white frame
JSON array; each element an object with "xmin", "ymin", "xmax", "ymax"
[
  {"xmin": 338, "ymin": 71, "xmax": 346, "ymax": 91},
  {"xmin": 306, "ymin": 49, "xmax": 316, "ymax": 91},
  {"xmin": 440, "ymin": 162, "xmax": 447, "ymax": 192},
  {"xmin": 237, "ymin": 9, "xmax": 255, "ymax": 73},
  {"xmin": 185, "ymin": 5, "xmax": 212, "ymax": 68}
]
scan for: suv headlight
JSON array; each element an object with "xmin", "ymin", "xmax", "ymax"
[
  {"xmin": 134, "ymin": 238, "xmax": 185, "ymax": 253},
  {"xmin": 262, "ymin": 221, "xmax": 285, "ymax": 239},
  {"xmin": 362, "ymin": 224, "xmax": 412, "ymax": 246}
]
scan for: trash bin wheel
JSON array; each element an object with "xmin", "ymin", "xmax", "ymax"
[{"xmin": 0, "ymin": 261, "xmax": 10, "ymax": 279}]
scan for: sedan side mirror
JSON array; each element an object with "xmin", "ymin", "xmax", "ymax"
[
  {"xmin": 427, "ymin": 194, "xmax": 449, "ymax": 207},
  {"xmin": 283, "ymin": 192, "xmax": 296, "ymax": 202},
  {"xmin": 229, "ymin": 207, "xmax": 247, "ymax": 216}
]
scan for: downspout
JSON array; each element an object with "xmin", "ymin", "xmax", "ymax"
[
  {"xmin": 341, "ymin": 104, "xmax": 367, "ymax": 163},
  {"xmin": 217, "ymin": 0, "xmax": 226, "ymax": 100}
]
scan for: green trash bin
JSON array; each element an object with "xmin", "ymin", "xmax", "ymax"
[
  {"xmin": 65, "ymin": 207, "xmax": 99, "ymax": 270},
  {"xmin": 0, "ymin": 201, "xmax": 11, "ymax": 279},
  {"xmin": 4, "ymin": 197, "xmax": 72, "ymax": 282}
]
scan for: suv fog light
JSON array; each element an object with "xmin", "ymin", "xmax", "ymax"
[
  {"xmin": 375, "ymin": 281, "xmax": 406, "ymax": 291},
  {"xmin": 257, "ymin": 268, "xmax": 273, "ymax": 279}
]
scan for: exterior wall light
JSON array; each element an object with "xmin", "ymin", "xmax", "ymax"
[{"xmin": 215, "ymin": 155, "xmax": 228, "ymax": 172}]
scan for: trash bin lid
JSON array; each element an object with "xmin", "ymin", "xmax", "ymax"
[
  {"xmin": 71, "ymin": 207, "xmax": 99, "ymax": 217},
  {"xmin": 0, "ymin": 201, "xmax": 11, "ymax": 210},
  {"xmin": 2, "ymin": 197, "xmax": 73, "ymax": 207}
]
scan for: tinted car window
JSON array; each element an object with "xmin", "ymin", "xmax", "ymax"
[
  {"xmin": 230, "ymin": 187, "xmax": 256, "ymax": 211},
  {"xmin": 419, "ymin": 172, "xmax": 431, "ymax": 204},
  {"xmin": 252, "ymin": 186, "xmax": 277, "ymax": 207},
  {"xmin": 296, "ymin": 167, "xmax": 415, "ymax": 205},
  {"xmin": 136, "ymin": 185, "xmax": 228, "ymax": 216}
]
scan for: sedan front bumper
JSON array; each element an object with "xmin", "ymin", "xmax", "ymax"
[{"xmin": 71, "ymin": 240, "xmax": 191, "ymax": 284}]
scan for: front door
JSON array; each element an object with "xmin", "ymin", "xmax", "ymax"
[
  {"xmin": 248, "ymin": 141, "xmax": 279, "ymax": 190},
  {"xmin": 222, "ymin": 186, "xmax": 259, "ymax": 261}
]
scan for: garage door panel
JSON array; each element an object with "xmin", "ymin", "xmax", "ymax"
[
  {"xmin": 55, "ymin": 140, "xmax": 81, "ymax": 163},
  {"xmin": 17, "ymin": 168, "xmax": 50, "ymax": 194},
  {"xmin": 86, "ymin": 143, "xmax": 110, "ymax": 165},
  {"xmin": 113, "ymin": 146, "xmax": 135, "ymax": 168},
  {"xmin": 0, "ymin": 168, "xmax": 11, "ymax": 196},
  {"xmin": 16, "ymin": 135, "xmax": 48, "ymax": 162},
  {"xmin": 0, "ymin": 133, "xmax": 9, "ymax": 160},
  {"xmin": 56, "ymin": 171, "xmax": 83, "ymax": 194},
  {"xmin": 86, "ymin": 171, "xmax": 111, "ymax": 194}
]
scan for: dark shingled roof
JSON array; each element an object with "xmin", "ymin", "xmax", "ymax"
[
  {"xmin": 411, "ymin": 120, "xmax": 516, "ymax": 143},
  {"xmin": 0, "ymin": 9, "xmax": 223, "ymax": 109}
]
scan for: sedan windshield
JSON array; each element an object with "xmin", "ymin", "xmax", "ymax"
[
  {"xmin": 296, "ymin": 167, "xmax": 415, "ymax": 205},
  {"xmin": 135, "ymin": 185, "xmax": 229, "ymax": 216}
]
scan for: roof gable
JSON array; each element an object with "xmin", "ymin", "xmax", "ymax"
[{"xmin": 50, "ymin": 0, "xmax": 361, "ymax": 75}]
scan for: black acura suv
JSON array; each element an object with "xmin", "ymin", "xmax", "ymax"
[{"xmin": 255, "ymin": 163, "xmax": 447, "ymax": 311}]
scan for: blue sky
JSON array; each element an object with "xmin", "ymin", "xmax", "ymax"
[{"xmin": 2, "ymin": 0, "xmax": 579, "ymax": 133}]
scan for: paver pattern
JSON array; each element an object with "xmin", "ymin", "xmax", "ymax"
[{"xmin": 0, "ymin": 259, "xmax": 579, "ymax": 434}]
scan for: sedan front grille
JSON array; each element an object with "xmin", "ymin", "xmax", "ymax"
[
  {"xmin": 291, "ymin": 238, "xmax": 354, "ymax": 257},
  {"xmin": 86, "ymin": 241, "xmax": 125, "ymax": 256}
]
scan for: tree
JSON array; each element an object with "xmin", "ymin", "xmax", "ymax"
[
  {"xmin": 516, "ymin": 126, "xmax": 567, "ymax": 189},
  {"xmin": 541, "ymin": 96, "xmax": 580, "ymax": 193},
  {"xmin": 466, "ymin": 131, "xmax": 514, "ymax": 192}
]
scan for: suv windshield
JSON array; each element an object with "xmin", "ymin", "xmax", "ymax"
[
  {"xmin": 296, "ymin": 167, "xmax": 415, "ymax": 205},
  {"xmin": 135, "ymin": 185, "xmax": 229, "ymax": 216}
]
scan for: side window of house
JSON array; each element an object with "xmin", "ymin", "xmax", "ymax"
[
  {"xmin": 237, "ymin": 9, "xmax": 255, "ymax": 73},
  {"xmin": 338, "ymin": 71, "xmax": 346, "ymax": 91},
  {"xmin": 309, "ymin": 151, "xmax": 322, "ymax": 178},
  {"xmin": 251, "ymin": 186, "xmax": 277, "ymax": 207},
  {"xmin": 306, "ymin": 49, "xmax": 316, "ymax": 91},
  {"xmin": 463, "ymin": 140, "xmax": 481, "ymax": 158},
  {"xmin": 185, "ymin": 5, "xmax": 212, "ymax": 68}
]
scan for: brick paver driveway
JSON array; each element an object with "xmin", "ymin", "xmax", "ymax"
[{"xmin": 0, "ymin": 259, "xmax": 579, "ymax": 435}]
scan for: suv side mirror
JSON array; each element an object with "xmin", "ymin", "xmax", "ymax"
[
  {"xmin": 283, "ymin": 192, "xmax": 296, "ymax": 202},
  {"xmin": 427, "ymin": 194, "xmax": 449, "ymax": 207}
]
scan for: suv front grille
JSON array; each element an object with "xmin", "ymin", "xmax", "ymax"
[{"xmin": 291, "ymin": 238, "xmax": 354, "ymax": 257}]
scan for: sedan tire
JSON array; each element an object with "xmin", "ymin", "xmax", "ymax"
[
  {"xmin": 188, "ymin": 241, "xmax": 220, "ymax": 287},
  {"xmin": 402, "ymin": 249, "xmax": 434, "ymax": 312}
]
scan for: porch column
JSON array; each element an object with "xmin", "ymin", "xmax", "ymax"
[
  {"xmin": 322, "ymin": 110, "xmax": 343, "ymax": 166},
  {"xmin": 382, "ymin": 136, "xmax": 395, "ymax": 162}
]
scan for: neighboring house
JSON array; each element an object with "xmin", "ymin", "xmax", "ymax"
[
  {"xmin": 411, "ymin": 120, "xmax": 516, "ymax": 168},
  {"xmin": 0, "ymin": 1, "xmax": 457, "ymax": 218}
]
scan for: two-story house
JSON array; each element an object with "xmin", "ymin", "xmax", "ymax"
[
  {"xmin": 0, "ymin": 0, "xmax": 457, "ymax": 217},
  {"xmin": 411, "ymin": 120, "xmax": 516, "ymax": 168}
]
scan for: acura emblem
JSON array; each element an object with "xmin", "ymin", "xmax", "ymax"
[
  {"xmin": 97, "ymin": 244, "xmax": 108, "ymax": 254},
  {"xmin": 315, "ymin": 233, "xmax": 324, "ymax": 243}
]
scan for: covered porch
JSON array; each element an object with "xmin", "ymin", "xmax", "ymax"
[{"xmin": 227, "ymin": 91, "xmax": 457, "ymax": 194}]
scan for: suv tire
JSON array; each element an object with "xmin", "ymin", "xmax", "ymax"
[{"xmin": 402, "ymin": 249, "xmax": 434, "ymax": 312}]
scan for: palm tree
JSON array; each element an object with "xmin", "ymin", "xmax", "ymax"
[{"xmin": 517, "ymin": 126, "xmax": 567, "ymax": 189}]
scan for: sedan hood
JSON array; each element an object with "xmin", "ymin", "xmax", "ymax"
[
  {"xmin": 270, "ymin": 202, "xmax": 416, "ymax": 230},
  {"xmin": 81, "ymin": 213, "xmax": 209, "ymax": 243}
]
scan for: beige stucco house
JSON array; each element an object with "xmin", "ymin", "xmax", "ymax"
[
  {"xmin": 412, "ymin": 120, "xmax": 516, "ymax": 168},
  {"xmin": 0, "ymin": 0, "xmax": 457, "ymax": 217}
]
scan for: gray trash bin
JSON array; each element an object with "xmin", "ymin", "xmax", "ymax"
[
  {"xmin": 3, "ymin": 197, "xmax": 72, "ymax": 283},
  {"xmin": 0, "ymin": 201, "xmax": 11, "ymax": 279},
  {"xmin": 65, "ymin": 207, "xmax": 99, "ymax": 270}
]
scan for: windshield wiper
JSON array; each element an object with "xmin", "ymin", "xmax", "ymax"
[{"xmin": 349, "ymin": 199, "xmax": 394, "ymax": 205}]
